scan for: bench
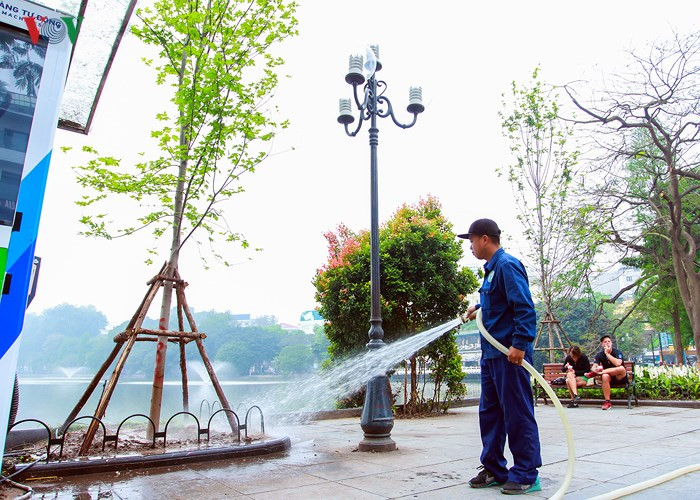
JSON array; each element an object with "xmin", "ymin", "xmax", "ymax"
[{"xmin": 534, "ymin": 360, "xmax": 638, "ymax": 409}]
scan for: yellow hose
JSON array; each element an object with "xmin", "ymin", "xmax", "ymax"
[{"xmin": 588, "ymin": 462, "xmax": 700, "ymax": 499}]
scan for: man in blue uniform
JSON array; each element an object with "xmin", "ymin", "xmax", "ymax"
[{"xmin": 460, "ymin": 218, "xmax": 542, "ymax": 495}]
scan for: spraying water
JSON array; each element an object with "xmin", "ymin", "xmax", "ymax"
[
  {"xmin": 58, "ymin": 367, "xmax": 84, "ymax": 379},
  {"xmin": 187, "ymin": 360, "xmax": 231, "ymax": 381},
  {"xmin": 231, "ymin": 318, "xmax": 463, "ymax": 425}
]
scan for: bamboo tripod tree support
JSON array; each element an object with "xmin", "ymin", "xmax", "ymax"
[
  {"xmin": 61, "ymin": 263, "xmax": 237, "ymax": 456},
  {"xmin": 533, "ymin": 311, "xmax": 574, "ymax": 363}
]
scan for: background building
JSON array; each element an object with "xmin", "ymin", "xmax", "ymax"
[
  {"xmin": 590, "ymin": 266, "xmax": 642, "ymax": 300},
  {"xmin": 298, "ymin": 309, "xmax": 323, "ymax": 334}
]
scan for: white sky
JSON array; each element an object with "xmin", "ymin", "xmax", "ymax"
[{"xmin": 29, "ymin": 0, "xmax": 698, "ymax": 327}]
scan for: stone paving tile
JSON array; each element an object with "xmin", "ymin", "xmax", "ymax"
[
  {"xmin": 539, "ymin": 457, "xmax": 642, "ymax": 482},
  {"xmin": 185, "ymin": 460, "xmax": 326, "ymax": 495},
  {"xmin": 29, "ymin": 485, "xmax": 118, "ymax": 500},
  {"xmin": 337, "ymin": 447, "xmax": 454, "ymax": 469},
  {"xmin": 339, "ymin": 466, "xmax": 464, "ymax": 497},
  {"xmin": 540, "ymin": 472, "xmax": 607, "ymax": 498},
  {"xmin": 576, "ymin": 448, "xmax": 675, "ymax": 468},
  {"xmin": 608, "ymin": 456, "xmax": 700, "ymax": 486},
  {"xmin": 111, "ymin": 476, "xmax": 245, "ymax": 499},
  {"xmin": 294, "ymin": 457, "xmax": 397, "ymax": 481},
  {"xmin": 392, "ymin": 482, "xmax": 492, "ymax": 499},
  {"xmin": 249, "ymin": 481, "xmax": 387, "ymax": 500}
]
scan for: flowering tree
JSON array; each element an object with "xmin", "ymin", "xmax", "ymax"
[{"xmin": 313, "ymin": 196, "xmax": 478, "ymax": 413}]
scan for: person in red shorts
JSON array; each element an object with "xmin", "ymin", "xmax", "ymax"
[{"xmin": 585, "ymin": 335, "xmax": 627, "ymax": 410}]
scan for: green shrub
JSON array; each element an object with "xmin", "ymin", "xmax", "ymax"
[{"xmin": 634, "ymin": 365, "xmax": 700, "ymax": 400}]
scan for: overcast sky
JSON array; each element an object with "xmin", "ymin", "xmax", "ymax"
[{"xmin": 29, "ymin": 0, "xmax": 697, "ymax": 328}]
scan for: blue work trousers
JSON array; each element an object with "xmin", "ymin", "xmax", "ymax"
[{"xmin": 479, "ymin": 356, "xmax": 542, "ymax": 484}]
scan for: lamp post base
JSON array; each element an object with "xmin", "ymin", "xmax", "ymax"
[
  {"xmin": 358, "ymin": 434, "xmax": 396, "ymax": 452},
  {"xmin": 358, "ymin": 374, "xmax": 396, "ymax": 452}
]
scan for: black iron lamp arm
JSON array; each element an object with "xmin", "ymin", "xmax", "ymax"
[
  {"xmin": 376, "ymin": 95, "xmax": 419, "ymax": 129},
  {"xmin": 343, "ymin": 84, "xmax": 371, "ymax": 137},
  {"xmin": 353, "ymin": 81, "xmax": 370, "ymax": 110}
]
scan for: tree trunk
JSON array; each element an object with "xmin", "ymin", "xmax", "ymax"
[
  {"xmin": 672, "ymin": 302, "xmax": 684, "ymax": 365},
  {"xmin": 670, "ymin": 235, "xmax": 700, "ymax": 356},
  {"xmin": 667, "ymin": 165, "xmax": 700, "ymax": 354},
  {"xmin": 147, "ymin": 270, "xmax": 175, "ymax": 439},
  {"xmin": 410, "ymin": 355, "xmax": 417, "ymax": 415},
  {"xmin": 403, "ymin": 361, "xmax": 407, "ymax": 416},
  {"xmin": 147, "ymin": 44, "xmax": 190, "ymax": 438}
]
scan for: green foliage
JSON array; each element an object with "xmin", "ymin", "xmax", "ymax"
[
  {"xmin": 69, "ymin": 0, "xmax": 298, "ymax": 265},
  {"xmin": 17, "ymin": 306, "xmax": 315, "ymax": 378},
  {"xmin": 313, "ymin": 195, "xmax": 479, "ymax": 411},
  {"xmin": 274, "ymin": 344, "xmax": 314, "ymax": 375},
  {"xmin": 311, "ymin": 325, "xmax": 330, "ymax": 364},
  {"xmin": 314, "ymin": 195, "xmax": 477, "ymax": 358},
  {"xmin": 634, "ymin": 365, "xmax": 700, "ymax": 400},
  {"xmin": 18, "ymin": 305, "xmax": 111, "ymax": 372}
]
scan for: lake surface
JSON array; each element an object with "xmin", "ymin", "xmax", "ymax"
[{"xmin": 15, "ymin": 376, "xmax": 482, "ymax": 427}]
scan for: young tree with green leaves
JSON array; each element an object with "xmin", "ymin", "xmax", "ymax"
[
  {"xmin": 500, "ymin": 68, "xmax": 599, "ymax": 362},
  {"xmin": 69, "ymin": 0, "xmax": 298, "ymax": 430},
  {"xmin": 313, "ymin": 196, "xmax": 478, "ymax": 414}
]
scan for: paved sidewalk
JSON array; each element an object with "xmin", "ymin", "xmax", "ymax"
[{"xmin": 8, "ymin": 404, "xmax": 700, "ymax": 499}]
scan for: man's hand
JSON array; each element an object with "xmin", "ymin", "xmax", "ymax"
[
  {"xmin": 605, "ymin": 346, "xmax": 612, "ymax": 355},
  {"xmin": 507, "ymin": 346, "xmax": 525, "ymax": 366},
  {"xmin": 466, "ymin": 305, "xmax": 478, "ymax": 321}
]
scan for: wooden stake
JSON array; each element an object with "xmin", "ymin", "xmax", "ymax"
[
  {"xmin": 127, "ymin": 262, "xmax": 166, "ymax": 330},
  {"xmin": 59, "ymin": 341, "xmax": 123, "ymax": 434},
  {"xmin": 79, "ymin": 332, "xmax": 138, "ymax": 455}
]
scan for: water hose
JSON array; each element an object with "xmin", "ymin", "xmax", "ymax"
[
  {"xmin": 588, "ymin": 463, "xmax": 700, "ymax": 499},
  {"xmin": 473, "ymin": 309, "xmax": 575, "ymax": 500},
  {"xmin": 472, "ymin": 309, "xmax": 700, "ymax": 499}
]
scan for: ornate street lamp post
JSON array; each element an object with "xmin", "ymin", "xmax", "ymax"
[{"xmin": 337, "ymin": 45, "xmax": 424, "ymax": 452}]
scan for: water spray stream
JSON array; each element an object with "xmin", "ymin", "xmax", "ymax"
[{"xmin": 237, "ymin": 318, "xmax": 462, "ymax": 424}]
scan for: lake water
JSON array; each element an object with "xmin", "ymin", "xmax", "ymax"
[{"xmin": 15, "ymin": 376, "xmax": 482, "ymax": 428}]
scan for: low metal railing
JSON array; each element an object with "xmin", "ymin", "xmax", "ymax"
[{"xmin": 8, "ymin": 401, "xmax": 265, "ymax": 462}]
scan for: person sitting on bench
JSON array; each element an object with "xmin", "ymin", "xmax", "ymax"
[
  {"xmin": 563, "ymin": 345, "xmax": 590, "ymax": 408},
  {"xmin": 585, "ymin": 335, "xmax": 627, "ymax": 411}
]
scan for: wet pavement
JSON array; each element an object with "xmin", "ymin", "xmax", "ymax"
[{"xmin": 4, "ymin": 403, "xmax": 700, "ymax": 499}]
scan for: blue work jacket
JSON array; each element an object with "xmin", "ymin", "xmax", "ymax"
[{"xmin": 476, "ymin": 248, "xmax": 536, "ymax": 359}]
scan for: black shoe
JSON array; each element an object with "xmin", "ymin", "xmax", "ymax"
[
  {"xmin": 568, "ymin": 395, "xmax": 581, "ymax": 408},
  {"xmin": 500, "ymin": 477, "xmax": 541, "ymax": 495},
  {"xmin": 469, "ymin": 465, "xmax": 504, "ymax": 488}
]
